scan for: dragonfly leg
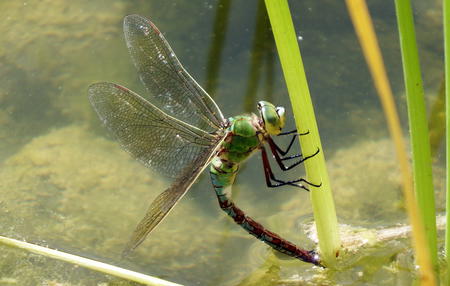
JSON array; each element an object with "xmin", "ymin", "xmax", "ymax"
[
  {"xmin": 275, "ymin": 129, "xmax": 309, "ymax": 156},
  {"xmin": 268, "ymin": 137, "xmax": 320, "ymax": 171},
  {"xmin": 274, "ymin": 129, "xmax": 309, "ymax": 155},
  {"xmin": 278, "ymin": 129, "xmax": 310, "ymax": 136},
  {"xmin": 275, "ymin": 133, "xmax": 297, "ymax": 156},
  {"xmin": 260, "ymin": 146, "xmax": 321, "ymax": 191},
  {"xmin": 280, "ymin": 153, "xmax": 303, "ymax": 162}
]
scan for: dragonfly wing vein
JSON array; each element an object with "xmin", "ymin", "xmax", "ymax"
[
  {"xmin": 88, "ymin": 82, "xmax": 223, "ymax": 178},
  {"xmin": 122, "ymin": 135, "xmax": 224, "ymax": 256},
  {"xmin": 123, "ymin": 14, "xmax": 224, "ymax": 132}
]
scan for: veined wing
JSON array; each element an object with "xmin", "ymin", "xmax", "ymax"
[
  {"xmin": 88, "ymin": 82, "xmax": 224, "ymax": 178},
  {"xmin": 123, "ymin": 14, "xmax": 224, "ymax": 132},
  {"xmin": 122, "ymin": 142, "xmax": 221, "ymax": 256}
]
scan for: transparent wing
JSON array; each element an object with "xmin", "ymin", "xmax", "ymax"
[
  {"xmin": 123, "ymin": 14, "xmax": 225, "ymax": 132},
  {"xmin": 88, "ymin": 82, "xmax": 224, "ymax": 178},
  {"xmin": 122, "ymin": 144, "xmax": 219, "ymax": 256}
]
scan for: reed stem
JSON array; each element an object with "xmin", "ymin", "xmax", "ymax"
[
  {"xmin": 264, "ymin": 0, "xmax": 341, "ymax": 266},
  {"xmin": 346, "ymin": 0, "xmax": 436, "ymax": 284},
  {"xmin": 444, "ymin": 0, "xmax": 450, "ymax": 283},
  {"xmin": 0, "ymin": 235, "xmax": 182, "ymax": 286},
  {"xmin": 394, "ymin": 0, "xmax": 437, "ymax": 270}
]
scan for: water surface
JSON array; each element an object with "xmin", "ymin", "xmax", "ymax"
[{"xmin": 0, "ymin": 0, "xmax": 445, "ymax": 285}]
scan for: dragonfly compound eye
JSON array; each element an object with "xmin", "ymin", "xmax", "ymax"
[{"xmin": 258, "ymin": 101, "xmax": 284, "ymax": 135}]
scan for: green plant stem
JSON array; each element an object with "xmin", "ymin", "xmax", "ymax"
[
  {"xmin": 0, "ymin": 235, "xmax": 183, "ymax": 286},
  {"xmin": 346, "ymin": 0, "xmax": 435, "ymax": 283},
  {"xmin": 394, "ymin": 0, "xmax": 437, "ymax": 270},
  {"xmin": 264, "ymin": 0, "xmax": 340, "ymax": 266},
  {"xmin": 444, "ymin": 0, "xmax": 450, "ymax": 282}
]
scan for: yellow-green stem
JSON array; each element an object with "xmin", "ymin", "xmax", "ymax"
[
  {"xmin": 264, "ymin": 0, "xmax": 340, "ymax": 266},
  {"xmin": 0, "ymin": 235, "xmax": 182, "ymax": 286},
  {"xmin": 394, "ymin": 0, "xmax": 437, "ymax": 270},
  {"xmin": 346, "ymin": 0, "xmax": 435, "ymax": 284},
  {"xmin": 444, "ymin": 0, "xmax": 450, "ymax": 284}
]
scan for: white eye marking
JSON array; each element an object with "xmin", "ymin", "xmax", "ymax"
[
  {"xmin": 275, "ymin": 108, "xmax": 281, "ymax": 117},
  {"xmin": 276, "ymin": 107, "xmax": 285, "ymax": 116}
]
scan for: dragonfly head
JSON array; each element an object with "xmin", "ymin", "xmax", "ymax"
[{"xmin": 257, "ymin": 101, "xmax": 286, "ymax": 135}]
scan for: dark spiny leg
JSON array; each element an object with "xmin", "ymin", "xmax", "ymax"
[
  {"xmin": 280, "ymin": 153, "xmax": 303, "ymax": 162},
  {"xmin": 277, "ymin": 130, "xmax": 312, "ymax": 162},
  {"xmin": 278, "ymin": 129, "xmax": 298, "ymax": 136},
  {"xmin": 278, "ymin": 148, "xmax": 319, "ymax": 164},
  {"xmin": 261, "ymin": 146, "xmax": 320, "ymax": 191},
  {"xmin": 275, "ymin": 130, "xmax": 309, "ymax": 155},
  {"xmin": 217, "ymin": 193, "xmax": 323, "ymax": 266},
  {"xmin": 278, "ymin": 129, "xmax": 309, "ymax": 136},
  {"xmin": 275, "ymin": 131, "xmax": 298, "ymax": 156},
  {"xmin": 261, "ymin": 145, "xmax": 303, "ymax": 189},
  {"xmin": 276, "ymin": 133, "xmax": 297, "ymax": 156},
  {"xmin": 268, "ymin": 137, "xmax": 320, "ymax": 171}
]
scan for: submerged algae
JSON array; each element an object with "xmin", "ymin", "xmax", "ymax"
[
  {"xmin": 0, "ymin": 0, "xmax": 129, "ymax": 162},
  {"xmin": 0, "ymin": 125, "xmax": 263, "ymax": 284}
]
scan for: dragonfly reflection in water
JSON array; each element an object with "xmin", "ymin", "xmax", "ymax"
[{"xmin": 88, "ymin": 15, "xmax": 322, "ymax": 266}]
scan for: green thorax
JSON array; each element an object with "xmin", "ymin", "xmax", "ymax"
[{"xmin": 219, "ymin": 114, "xmax": 263, "ymax": 163}]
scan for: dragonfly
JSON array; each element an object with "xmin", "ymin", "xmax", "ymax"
[{"xmin": 88, "ymin": 14, "xmax": 322, "ymax": 266}]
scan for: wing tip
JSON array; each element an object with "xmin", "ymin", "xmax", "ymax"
[
  {"xmin": 123, "ymin": 14, "xmax": 160, "ymax": 37},
  {"xmin": 121, "ymin": 244, "xmax": 135, "ymax": 259},
  {"xmin": 121, "ymin": 232, "xmax": 147, "ymax": 259},
  {"xmin": 123, "ymin": 14, "xmax": 138, "ymax": 27},
  {"xmin": 88, "ymin": 82, "xmax": 129, "ymax": 94},
  {"xmin": 87, "ymin": 82, "xmax": 113, "ymax": 100},
  {"xmin": 87, "ymin": 82, "xmax": 104, "ymax": 100}
]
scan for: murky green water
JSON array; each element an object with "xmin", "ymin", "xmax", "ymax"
[{"xmin": 0, "ymin": 0, "xmax": 445, "ymax": 285}]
